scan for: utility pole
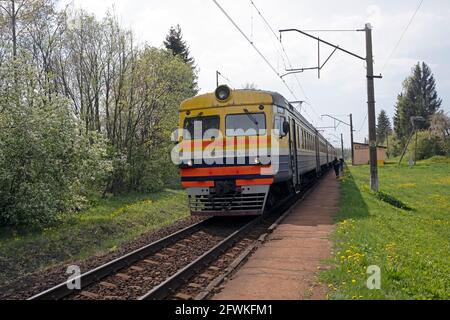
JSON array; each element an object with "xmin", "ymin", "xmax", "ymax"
[
  {"xmin": 279, "ymin": 24, "xmax": 381, "ymax": 191},
  {"xmin": 341, "ymin": 133, "xmax": 345, "ymax": 160},
  {"xmin": 365, "ymin": 23, "xmax": 379, "ymax": 192},
  {"xmin": 386, "ymin": 132, "xmax": 389, "ymax": 158},
  {"xmin": 216, "ymin": 71, "xmax": 219, "ymax": 88},
  {"xmin": 350, "ymin": 113, "xmax": 355, "ymax": 166},
  {"xmin": 320, "ymin": 113, "xmax": 355, "ymax": 165}
]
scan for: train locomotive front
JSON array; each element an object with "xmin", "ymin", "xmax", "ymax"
[{"xmin": 175, "ymin": 86, "xmax": 336, "ymax": 217}]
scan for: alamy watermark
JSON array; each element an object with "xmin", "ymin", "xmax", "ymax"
[
  {"xmin": 170, "ymin": 125, "xmax": 283, "ymax": 175},
  {"xmin": 66, "ymin": 265, "xmax": 81, "ymax": 290},
  {"xmin": 366, "ymin": 265, "xmax": 381, "ymax": 290}
]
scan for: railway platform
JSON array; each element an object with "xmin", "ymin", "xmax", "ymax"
[{"xmin": 213, "ymin": 171, "xmax": 340, "ymax": 300}]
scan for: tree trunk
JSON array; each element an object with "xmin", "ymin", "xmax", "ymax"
[{"xmin": 11, "ymin": 0, "xmax": 17, "ymax": 59}]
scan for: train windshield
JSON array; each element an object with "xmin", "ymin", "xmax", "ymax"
[
  {"xmin": 226, "ymin": 113, "xmax": 266, "ymax": 137},
  {"xmin": 183, "ymin": 116, "xmax": 220, "ymax": 139}
]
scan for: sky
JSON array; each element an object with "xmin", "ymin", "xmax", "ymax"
[{"xmin": 63, "ymin": 0, "xmax": 450, "ymax": 148}]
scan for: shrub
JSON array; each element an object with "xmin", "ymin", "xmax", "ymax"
[
  {"xmin": 407, "ymin": 131, "xmax": 445, "ymax": 161},
  {"xmin": 0, "ymin": 61, "xmax": 111, "ymax": 227}
]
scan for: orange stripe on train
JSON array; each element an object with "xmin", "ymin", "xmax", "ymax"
[
  {"xmin": 181, "ymin": 166, "xmax": 272, "ymax": 177},
  {"xmin": 181, "ymin": 181, "xmax": 214, "ymax": 188},
  {"xmin": 236, "ymin": 179, "xmax": 274, "ymax": 186},
  {"xmin": 180, "ymin": 137, "xmax": 272, "ymax": 149}
]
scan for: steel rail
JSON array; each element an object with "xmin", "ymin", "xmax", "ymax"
[
  {"xmin": 139, "ymin": 216, "xmax": 261, "ymax": 300},
  {"xmin": 139, "ymin": 192, "xmax": 300, "ymax": 300},
  {"xmin": 28, "ymin": 218, "xmax": 216, "ymax": 300}
]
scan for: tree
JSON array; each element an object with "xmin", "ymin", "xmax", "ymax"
[
  {"xmin": 0, "ymin": 3, "xmax": 199, "ymax": 226},
  {"xmin": 243, "ymin": 82, "xmax": 258, "ymax": 90},
  {"xmin": 164, "ymin": 24, "xmax": 193, "ymax": 64},
  {"xmin": 376, "ymin": 109, "xmax": 391, "ymax": 145},
  {"xmin": 0, "ymin": 55, "xmax": 111, "ymax": 227},
  {"xmin": 430, "ymin": 111, "xmax": 450, "ymax": 155},
  {"xmin": 394, "ymin": 62, "xmax": 442, "ymax": 142},
  {"xmin": 430, "ymin": 111, "xmax": 450, "ymax": 139}
]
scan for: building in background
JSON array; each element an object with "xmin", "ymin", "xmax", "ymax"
[{"xmin": 353, "ymin": 142, "xmax": 387, "ymax": 166}]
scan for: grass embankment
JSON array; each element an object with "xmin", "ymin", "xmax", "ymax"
[
  {"xmin": 0, "ymin": 190, "xmax": 189, "ymax": 287},
  {"xmin": 322, "ymin": 156, "xmax": 450, "ymax": 300}
]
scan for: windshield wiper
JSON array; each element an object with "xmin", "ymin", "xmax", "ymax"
[{"xmin": 244, "ymin": 109, "xmax": 259, "ymax": 127}]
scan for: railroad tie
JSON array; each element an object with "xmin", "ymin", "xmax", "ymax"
[
  {"xmin": 116, "ymin": 273, "xmax": 131, "ymax": 280},
  {"xmin": 79, "ymin": 291, "xmax": 99, "ymax": 299},
  {"xmin": 174, "ymin": 293, "xmax": 192, "ymax": 301},
  {"xmin": 99, "ymin": 282, "xmax": 118, "ymax": 290},
  {"xmin": 199, "ymin": 272, "xmax": 215, "ymax": 279},
  {"xmin": 143, "ymin": 259, "xmax": 159, "ymax": 265},
  {"xmin": 165, "ymin": 248, "xmax": 177, "ymax": 254},
  {"xmin": 130, "ymin": 266, "xmax": 144, "ymax": 272},
  {"xmin": 208, "ymin": 266, "xmax": 220, "ymax": 272},
  {"xmin": 188, "ymin": 283, "xmax": 202, "ymax": 289}
]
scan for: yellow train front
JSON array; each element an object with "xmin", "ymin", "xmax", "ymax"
[{"xmin": 176, "ymin": 86, "xmax": 336, "ymax": 216}]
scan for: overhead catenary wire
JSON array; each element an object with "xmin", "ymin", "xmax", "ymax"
[
  {"xmin": 217, "ymin": 71, "xmax": 235, "ymax": 89},
  {"xmin": 381, "ymin": 0, "xmax": 424, "ymax": 73},
  {"xmin": 212, "ymin": 0, "xmax": 298, "ymax": 101},
  {"xmin": 300, "ymin": 29, "xmax": 359, "ymax": 32},
  {"xmin": 250, "ymin": 0, "xmax": 288, "ymax": 71},
  {"xmin": 249, "ymin": 0, "xmax": 322, "ymax": 124},
  {"xmin": 357, "ymin": 112, "xmax": 368, "ymax": 133}
]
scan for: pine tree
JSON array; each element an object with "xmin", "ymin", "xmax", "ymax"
[
  {"xmin": 164, "ymin": 24, "xmax": 194, "ymax": 65},
  {"xmin": 163, "ymin": 24, "xmax": 198, "ymax": 94},
  {"xmin": 393, "ymin": 62, "xmax": 442, "ymax": 142},
  {"xmin": 376, "ymin": 109, "xmax": 391, "ymax": 145}
]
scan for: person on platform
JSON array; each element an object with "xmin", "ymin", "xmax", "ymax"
[{"xmin": 333, "ymin": 157, "xmax": 340, "ymax": 178}]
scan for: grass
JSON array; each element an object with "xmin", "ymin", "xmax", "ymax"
[
  {"xmin": 0, "ymin": 190, "xmax": 189, "ymax": 288},
  {"xmin": 321, "ymin": 156, "xmax": 450, "ymax": 300}
]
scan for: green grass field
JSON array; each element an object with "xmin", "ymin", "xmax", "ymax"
[
  {"xmin": 0, "ymin": 190, "xmax": 189, "ymax": 288},
  {"xmin": 321, "ymin": 156, "xmax": 450, "ymax": 300}
]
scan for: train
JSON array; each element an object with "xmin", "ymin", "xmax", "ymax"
[{"xmin": 175, "ymin": 85, "xmax": 337, "ymax": 216}]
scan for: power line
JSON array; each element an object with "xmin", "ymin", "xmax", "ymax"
[
  {"xmin": 249, "ymin": 0, "xmax": 322, "ymax": 123},
  {"xmin": 357, "ymin": 112, "xmax": 368, "ymax": 133},
  {"xmin": 250, "ymin": 0, "xmax": 288, "ymax": 71},
  {"xmin": 212, "ymin": 0, "xmax": 298, "ymax": 100},
  {"xmin": 301, "ymin": 29, "xmax": 359, "ymax": 32},
  {"xmin": 217, "ymin": 71, "xmax": 235, "ymax": 88},
  {"xmin": 250, "ymin": 0, "xmax": 280, "ymax": 43},
  {"xmin": 381, "ymin": 0, "xmax": 424, "ymax": 73}
]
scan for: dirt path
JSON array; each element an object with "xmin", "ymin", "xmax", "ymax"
[{"xmin": 213, "ymin": 172, "xmax": 340, "ymax": 300}]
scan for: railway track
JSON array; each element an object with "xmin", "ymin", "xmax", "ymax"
[{"xmin": 28, "ymin": 175, "xmax": 322, "ymax": 301}]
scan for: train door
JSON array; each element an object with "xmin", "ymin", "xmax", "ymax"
[{"xmin": 289, "ymin": 118, "xmax": 299, "ymax": 188}]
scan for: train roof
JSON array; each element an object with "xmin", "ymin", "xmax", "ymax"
[{"xmin": 180, "ymin": 89, "xmax": 333, "ymax": 148}]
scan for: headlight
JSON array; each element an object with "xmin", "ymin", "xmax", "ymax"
[
  {"xmin": 215, "ymin": 85, "xmax": 231, "ymax": 101},
  {"xmin": 254, "ymin": 157, "xmax": 261, "ymax": 165},
  {"xmin": 187, "ymin": 160, "xmax": 193, "ymax": 167}
]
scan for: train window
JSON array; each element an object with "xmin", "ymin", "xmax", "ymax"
[
  {"xmin": 226, "ymin": 113, "xmax": 266, "ymax": 136},
  {"xmin": 306, "ymin": 133, "xmax": 309, "ymax": 150},
  {"xmin": 302, "ymin": 130, "xmax": 306, "ymax": 150},
  {"xmin": 277, "ymin": 106, "xmax": 285, "ymax": 114},
  {"xmin": 184, "ymin": 116, "xmax": 220, "ymax": 139},
  {"xmin": 274, "ymin": 116, "xmax": 281, "ymax": 134}
]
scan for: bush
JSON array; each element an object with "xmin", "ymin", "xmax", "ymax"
[
  {"xmin": 387, "ymin": 133, "xmax": 403, "ymax": 158},
  {"xmin": 0, "ymin": 61, "xmax": 111, "ymax": 227},
  {"xmin": 407, "ymin": 131, "xmax": 445, "ymax": 161}
]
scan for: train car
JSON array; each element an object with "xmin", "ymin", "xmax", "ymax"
[{"xmin": 176, "ymin": 86, "xmax": 336, "ymax": 216}]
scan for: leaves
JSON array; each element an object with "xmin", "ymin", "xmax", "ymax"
[{"xmin": 0, "ymin": 2, "xmax": 198, "ymax": 226}]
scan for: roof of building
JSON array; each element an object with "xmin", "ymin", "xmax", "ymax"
[{"xmin": 354, "ymin": 142, "xmax": 387, "ymax": 149}]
